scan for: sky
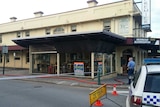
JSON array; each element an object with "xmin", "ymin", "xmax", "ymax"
[{"xmin": 0, "ymin": 0, "xmax": 159, "ymax": 38}]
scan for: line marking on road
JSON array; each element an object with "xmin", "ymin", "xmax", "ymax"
[
  {"xmin": 70, "ymin": 82, "xmax": 79, "ymax": 86},
  {"xmin": 56, "ymin": 81, "xmax": 67, "ymax": 84},
  {"xmin": 0, "ymin": 74, "xmax": 57, "ymax": 80}
]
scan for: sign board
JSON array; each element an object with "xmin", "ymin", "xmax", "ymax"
[
  {"xmin": 133, "ymin": 38, "xmax": 160, "ymax": 45},
  {"xmin": 89, "ymin": 84, "xmax": 107, "ymax": 106},
  {"xmin": 2, "ymin": 46, "xmax": 8, "ymax": 54},
  {"xmin": 142, "ymin": 0, "xmax": 151, "ymax": 30},
  {"xmin": 134, "ymin": 38, "xmax": 151, "ymax": 44},
  {"xmin": 74, "ymin": 62, "xmax": 84, "ymax": 76},
  {"xmin": 98, "ymin": 62, "xmax": 102, "ymax": 73}
]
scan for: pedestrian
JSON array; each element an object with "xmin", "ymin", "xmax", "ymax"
[{"xmin": 127, "ymin": 57, "xmax": 135, "ymax": 84}]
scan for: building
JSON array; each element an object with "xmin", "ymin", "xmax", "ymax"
[{"xmin": 0, "ymin": 0, "xmax": 157, "ymax": 78}]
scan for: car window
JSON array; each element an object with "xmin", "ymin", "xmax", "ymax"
[
  {"xmin": 144, "ymin": 73, "xmax": 160, "ymax": 93},
  {"xmin": 133, "ymin": 68, "xmax": 141, "ymax": 88}
]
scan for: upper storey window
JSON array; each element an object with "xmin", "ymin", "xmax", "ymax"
[
  {"xmin": 103, "ymin": 20, "xmax": 111, "ymax": 32},
  {"xmin": 54, "ymin": 27, "xmax": 64, "ymax": 34},
  {"xmin": 118, "ymin": 17, "xmax": 129, "ymax": 34},
  {"xmin": 45, "ymin": 28, "xmax": 51, "ymax": 35},
  {"xmin": 25, "ymin": 31, "xmax": 30, "ymax": 37},
  {"xmin": 71, "ymin": 25, "xmax": 77, "ymax": 32},
  {"xmin": 17, "ymin": 32, "xmax": 21, "ymax": 38}
]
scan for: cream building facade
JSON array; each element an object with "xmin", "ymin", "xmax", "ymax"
[{"xmin": 0, "ymin": 0, "xmax": 153, "ymax": 78}]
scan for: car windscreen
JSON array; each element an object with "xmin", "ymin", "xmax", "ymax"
[{"xmin": 144, "ymin": 73, "xmax": 160, "ymax": 93}]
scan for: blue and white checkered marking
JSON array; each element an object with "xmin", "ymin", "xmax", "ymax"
[{"xmin": 143, "ymin": 93, "xmax": 160, "ymax": 106}]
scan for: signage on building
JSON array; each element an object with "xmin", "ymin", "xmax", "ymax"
[
  {"xmin": 74, "ymin": 62, "xmax": 84, "ymax": 76},
  {"xmin": 142, "ymin": 0, "xmax": 151, "ymax": 30},
  {"xmin": 134, "ymin": 38, "xmax": 151, "ymax": 44}
]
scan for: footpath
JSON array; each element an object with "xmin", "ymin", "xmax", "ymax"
[{"xmin": 0, "ymin": 68, "xmax": 129, "ymax": 89}]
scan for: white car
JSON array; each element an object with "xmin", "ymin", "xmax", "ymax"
[{"xmin": 126, "ymin": 58, "xmax": 160, "ymax": 107}]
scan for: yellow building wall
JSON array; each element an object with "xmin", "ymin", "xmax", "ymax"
[
  {"xmin": 2, "ymin": 33, "xmax": 17, "ymax": 45},
  {"xmin": 0, "ymin": 0, "xmax": 144, "ymax": 70},
  {"xmin": 0, "ymin": 0, "xmax": 136, "ymax": 35},
  {"xmin": 0, "ymin": 50, "xmax": 29, "ymax": 68}
]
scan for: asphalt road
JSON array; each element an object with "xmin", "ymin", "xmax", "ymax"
[{"xmin": 0, "ymin": 80, "xmax": 127, "ymax": 107}]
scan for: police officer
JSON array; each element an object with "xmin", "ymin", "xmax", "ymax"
[{"xmin": 127, "ymin": 57, "xmax": 135, "ymax": 84}]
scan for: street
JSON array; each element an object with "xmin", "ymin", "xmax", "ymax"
[{"xmin": 0, "ymin": 80, "xmax": 128, "ymax": 107}]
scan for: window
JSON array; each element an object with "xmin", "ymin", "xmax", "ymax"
[
  {"xmin": 0, "ymin": 34, "xmax": 2, "ymax": 43},
  {"xmin": 6, "ymin": 54, "xmax": 9, "ymax": 63},
  {"xmin": 17, "ymin": 32, "xmax": 21, "ymax": 38},
  {"xmin": 45, "ymin": 28, "xmax": 51, "ymax": 35},
  {"xmin": 118, "ymin": 17, "xmax": 129, "ymax": 34},
  {"xmin": 103, "ymin": 20, "xmax": 111, "ymax": 31},
  {"xmin": 14, "ymin": 51, "xmax": 21, "ymax": 60},
  {"xmin": 133, "ymin": 68, "xmax": 141, "ymax": 88},
  {"xmin": 0, "ymin": 54, "xmax": 2, "ymax": 63},
  {"xmin": 144, "ymin": 73, "xmax": 160, "ymax": 93},
  {"xmin": 25, "ymin": 31, "xmax": 30, "ymax": 37},
  {"xmin": 53, "ymin": 27, "xmax": 64, "ymax": 34},
  {"xmin": 71, "ymin": 25, "xmax": 77, "ymax": 32},
  {"xmin": 26, "ymin": 52, "xmax": 29, "ymax": 63}
]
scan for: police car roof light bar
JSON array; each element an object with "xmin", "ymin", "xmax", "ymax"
[{"xmin": 143, "ymin": 58, "xmax": 160, "ymax": 65}]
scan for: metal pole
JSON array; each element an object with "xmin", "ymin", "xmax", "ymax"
[
  {"xmin": 97, "ymin": 70, "xmax": 101, "ymax": 85},
  {"xmin": 2, "ymin": 54, "xmax": 6, "ymax": 75}
]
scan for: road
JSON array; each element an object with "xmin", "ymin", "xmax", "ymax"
[{"xmin": 0, "ymin": 80, "xmax": 128, "ymax": 107}]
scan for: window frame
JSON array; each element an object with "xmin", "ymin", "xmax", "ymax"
[
  {"xmin": 45, "ymin": 28, "xmax": 51, "ymax": 35},
  {"xmin": 25, "ymin": 31, "xmax": 30, "ymax": 37},
  {"xmin": 17, "ymin": 32, "xmax": 21, "ymax": 38},
  {"xmin": 103, "ymin": 20, "xmax": 111, "ymax": 32},
  {"xmin": 71, "ymin": 25, "xmax": 77, "ymax": 32}
]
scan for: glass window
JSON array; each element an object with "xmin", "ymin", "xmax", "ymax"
[
  {"xmin": 133, "ymin": 68, "xmax": 141, "ymax": 88},
  {"xmin": 71, "ymin": 25, "xmax": 77, "ymax": 32},
  {"xmin": 45, "ymin": 28, "xmax": 50, "ymax": 35},
  {"xmin": 17, "ymin": 32, "xmax": 21, "ymax": 38},
  {"xmin": 25, "ymin": 31, "xmax": 30, "ymax": 37},
  {"xmin": 54, "ymin": 27, "xmax": 64, "ymax": 34},
  {"xmin": 26, "ymin": 52, "xmax": 29, "ymax": 63},
  {"xmin": 0, "ymin": 54, "xmax": 2, "ymax": 63},
  {"xmin": 6, "ymin": 54, "xmax": 9, "ymax": 63},
  {"xmin": 103, "ymin": 20, "xmax": 111, "ymax": 31},
  {"xmin": 118, "ymin": 17, "xmax": 129, "ymax": 34},
  {"xmin": 144, "ymin": 73, "xmax": 160, "ymax": 93}
]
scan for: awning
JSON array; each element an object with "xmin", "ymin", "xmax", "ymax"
[
  {"xmin": 0, "ymin": 45, "xmax": 26, "ymax": 51},
  {"xmin": 12, "ymin": 30, "xmax": 126, "ymax": 53}
]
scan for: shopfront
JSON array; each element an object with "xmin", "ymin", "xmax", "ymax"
[{"xmin": 13, "ymin": 30, "xmax": 126, "ymax": 78}]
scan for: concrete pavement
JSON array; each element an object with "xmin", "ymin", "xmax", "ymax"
[{"xmin": 0, "ymin": 68, "xmax": 129, "ymax": 89}]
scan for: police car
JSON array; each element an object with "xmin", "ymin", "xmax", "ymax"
[{"xmin": 126, "ymin": 58, "xmax": 160, "ymax": 107}]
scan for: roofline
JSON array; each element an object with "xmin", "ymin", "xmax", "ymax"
[{"xmin": 0, "ymin": 0, "xmax": 130, "ymax": 25}]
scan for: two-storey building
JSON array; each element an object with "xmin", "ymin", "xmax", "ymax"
[{"xmin": 0, "ymin": 0, "xmax": 155, "ymax": 78}]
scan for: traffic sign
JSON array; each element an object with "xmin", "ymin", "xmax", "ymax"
[
  {"xmin": 2, "ymin": 45, "xmax": 8, "ymax": 54},
  {"xmin": 89, "ymin": 84, "xmax": 107, "ymax": 106}
]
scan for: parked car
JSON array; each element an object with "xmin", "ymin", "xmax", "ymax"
[{"xmin": 126, "ymin": 58, "xmax": 160, "ymax": 107}]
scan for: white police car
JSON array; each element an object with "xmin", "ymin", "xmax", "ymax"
[{"xmin": 126, "ymin": 58, "xmax": 160, "ymax": 107}]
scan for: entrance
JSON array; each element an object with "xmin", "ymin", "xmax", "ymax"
[
  {"xmin": 32, "ymin": 53, "xmax": 57, "ymax": 73},
  {"xmin": 59, "ymin": 53, "xmax": 91, "ymax": 75},
  {"xmin": 122, "ymin": 49, "xmax": 133, "ymax": 74}
]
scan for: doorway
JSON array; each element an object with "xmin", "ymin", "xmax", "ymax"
[{"xmin": 122, "ymin": 49, "xmax": 133, "ymax": 74}]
